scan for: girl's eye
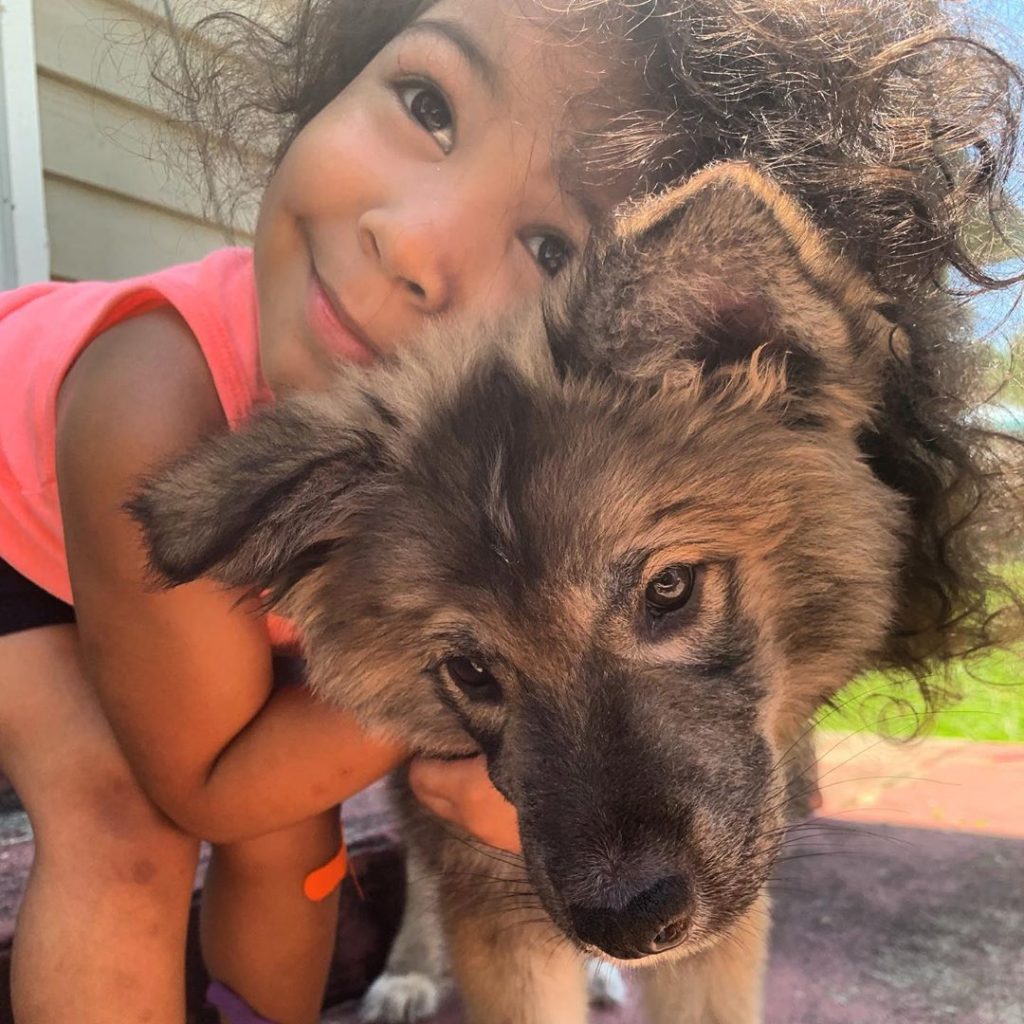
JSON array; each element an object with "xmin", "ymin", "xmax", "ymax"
[
  {"xmin": 524, "ymin": 234, "xmax": 573, "ymax": 278},
  {"xmin": 398, "ymin": 82, "xmax": 454, "ymax": 153}
]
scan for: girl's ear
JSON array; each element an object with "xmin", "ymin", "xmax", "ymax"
[
  {"xmin": 128, "ymin": 386, "xmax": 397, "ymax": 593},
  {"xmin": 551, "ymin": 161, "xmax": 909, "ymax": 431}
]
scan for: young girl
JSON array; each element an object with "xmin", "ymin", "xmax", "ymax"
[{"xmin": 0, "ymin": 1, "xmax": 1021, "ymax": 1023}]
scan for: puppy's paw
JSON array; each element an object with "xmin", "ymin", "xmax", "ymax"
[
  {"xmin": 359, "ymin": 972, "xmax": 444, "ymax": 1023},
  {"xmin": 586, "ymin": 959, "xmax": 628, "ymax": 1007}
]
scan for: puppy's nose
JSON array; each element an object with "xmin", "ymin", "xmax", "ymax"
[{"xmin": 568, "ymin": 874, "xmax": 692, "ymax": 960}]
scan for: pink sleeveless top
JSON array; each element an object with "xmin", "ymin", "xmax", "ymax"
[{"xmin": 0, "ymin": 248, "xmax": 296, "ymax": 647}]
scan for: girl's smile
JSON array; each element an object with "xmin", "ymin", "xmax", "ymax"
[
  {"xmin": 255, "ymin": 0, "xmax": 603, "ymax": 393},
  {"xmin": 306, "ymin": 267, "xmax": 379, "ymax": 365}
]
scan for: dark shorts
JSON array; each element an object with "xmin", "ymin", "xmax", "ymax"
[
  {"xmin": 0, "ymin": 557, "xmax": 76, "ymax": 638},
  {"xmin": 0, "ymin": 557, "xmax": 305, "ymax": 685}
]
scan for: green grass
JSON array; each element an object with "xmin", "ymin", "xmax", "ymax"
[
  {"xmin": 819, "ymin": 649, "xmax": 1024, "ymax": 742},
  {"xmin": 820, "ymin": 564, "xmax": 1024, "ymax": 742}
]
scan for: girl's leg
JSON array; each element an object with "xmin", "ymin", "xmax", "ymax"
[
  {"xmin": 0, "ymin": 624, "xmax": 199, "ymax": 1024},
  {"xmin": 202, "ymin": 808, "xmax": 341, "ymax": 1024}
]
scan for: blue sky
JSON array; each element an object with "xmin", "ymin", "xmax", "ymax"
[
  {"xmin": 966, "ymin": 0, "xmax": 1024, "ymax": 342},
  {"xmin": 975, "ymin": 0, "xmax": 1024, "ymax": 53}
]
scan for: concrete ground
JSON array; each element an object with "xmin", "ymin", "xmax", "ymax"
[
  {"xmin": 325, "ymin": 733, "xmax": 1024, "ymax": 1024},
  {"xmin": 2, "ymin": 732, "xmax": 1022, "ymax": 1023}
]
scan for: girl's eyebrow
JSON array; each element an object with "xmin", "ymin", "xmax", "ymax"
[
  {"xmin": 405, "ymin": 16, "xmax": 600, "ymax": 229},
  {"xmin": 402, "ymin": 19, "xmax": 499, "ymax": 95}
]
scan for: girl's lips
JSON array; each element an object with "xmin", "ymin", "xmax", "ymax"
[{"xmin": 307, "ymin": 272, "xmax": 377, "ymax": 365}]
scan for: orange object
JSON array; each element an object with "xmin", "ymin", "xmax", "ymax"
[{"xmin": 303, "ymin": 833, "xmax": 348, "ymax": 901}]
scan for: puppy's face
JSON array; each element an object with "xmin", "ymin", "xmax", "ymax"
[{"xmin": 134, "ymin": 164, "xmax": 908, "ymax": 963}]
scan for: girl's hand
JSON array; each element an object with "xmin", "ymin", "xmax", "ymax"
[{"xmin": 408, "ymin": 756, "xmax": 522, "ymax": 854}]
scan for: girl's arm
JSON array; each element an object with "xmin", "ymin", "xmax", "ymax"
[{"xmin": 57, "ymin": 309, "xmax": 406, "ymax": 844}]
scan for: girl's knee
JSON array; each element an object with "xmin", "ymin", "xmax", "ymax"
[
  {"xmin": 0, "ymin": 626, "xmax": 187, "ymax": 854},
  {"xmin": 31, "ymin": 748, "xmax": 195, "ymax": 888}
]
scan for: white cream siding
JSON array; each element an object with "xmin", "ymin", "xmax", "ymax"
[
  {"xmin": 1, "ymin": 0, "xmax": 49, "ymax": 286},
  {"xmin": 33, "ymin": 0, "xmax": 260, "ymax": 282}
]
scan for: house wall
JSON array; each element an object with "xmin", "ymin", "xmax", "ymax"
[
  {"xmin": 33, "ymin": 0, "xmax": 261, "ymax": 282},
  {"xmin": 0, "ymin": 0, "xmax": 49, "ymax": 287}
]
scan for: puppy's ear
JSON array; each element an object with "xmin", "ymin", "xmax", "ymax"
[
  {"xmin": 552, "ymin": 161, "xmax": 908, "ymax": 430},
  {"xmin": 128, "ymin": 385, "xmax": 396, "ymax": 593}
]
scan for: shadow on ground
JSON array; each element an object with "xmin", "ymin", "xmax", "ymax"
[
  {"xmin": 326, "ymin": 819, "xmax": 1024, "ymax": 1024},
  {"xmin": 766, "ymin": 820, "xmax": 1024, "ymax": 1024},
  {"xmin": 3, "ymin": 774, "xmax": 1021, "ymax": 1023}
]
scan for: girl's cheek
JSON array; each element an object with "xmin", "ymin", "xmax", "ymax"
[{"xmin": 284, "ymin": 109, "xmax": 402, "ymax": 213}]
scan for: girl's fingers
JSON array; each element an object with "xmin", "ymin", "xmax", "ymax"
[{"xmin": 408, "ymin": 756, "xmax": 522, "ymax": 854}]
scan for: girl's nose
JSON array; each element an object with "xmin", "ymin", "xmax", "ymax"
[{"xmin": 358, "ymin": 206, "xmax": 457, "ymax": 314}]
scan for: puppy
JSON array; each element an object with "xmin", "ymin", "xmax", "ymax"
[{"xmin": 135, "ymin": 164, "xmax": 940, "ymax": 1023}]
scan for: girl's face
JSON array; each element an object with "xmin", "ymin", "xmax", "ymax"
[{"xmin": 255, "ymin": 0, "xmax": 604, "ymax": 392}]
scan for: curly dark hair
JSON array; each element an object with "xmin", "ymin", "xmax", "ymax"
[{"xmin": 155, "ymin": 0, "xmax": 1023, "ymax": 706}]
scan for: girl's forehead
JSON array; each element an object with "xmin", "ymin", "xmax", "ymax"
[
  {"xmin": 408, "ymin": 0, "xmax": 642, "ymax": 211},
  {"xmin": 412, "ymin": 0, "xmax": 598, "ymax": 85}
]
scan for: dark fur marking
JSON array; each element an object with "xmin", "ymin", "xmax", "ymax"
[
  {"xmin": 685, "ymin": 632, "xmax": 757, "ymax": 680},
  {"xmin": 212, "ymin": 437, "xmax": 385, "ymax": 578},
  {"xmin": 688, "ymin": 562, "xmax": 758, "ymax": 680},
  {"xmin": 606, "ymin": 548, "xmax": 654, "ymax": 611},
  {"xmin": 264, "ymin": 538, "xmax": 343, "ymax": 606},
  {"xmin": 875, "ymin": 301, "xmax": 902, "ymax": 323},
  {"xmin": 783, "ymin": 409, "xmax": 829, "ymax": 431},
  {"xmin": 150, "ymin": 432, "xmax": 386, "ymax": 584},
  {"xmin": 412, "ymin": 356, "xmax": 553, "ymax": 597},
  {"xmin": 543, "ymin": 269, "xmax": 598, "ymax": 382},
  {"xmin": 360, "ymin": 388, "xmax": 403, "ymax": 430},
  {"xmin": 737, "ymin": 190, "xmax": 867, "ymax": 365},
  {"xmin": 431, "ymin": 673, "xmax": 504, "ymax": 761},
  {"xmin": 647, "ymin": 497, "xmax": 697, "ymax": 528}
]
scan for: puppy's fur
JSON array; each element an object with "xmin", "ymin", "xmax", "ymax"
[{"xmin": 134, "ymin": 164, "xmax": 916, "ymax": 1023}]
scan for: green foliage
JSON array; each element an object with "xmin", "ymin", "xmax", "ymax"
[
  {"xmin": 987, "ymin": 336, "xmax": 1024, "ymax": 407},
  {"xmin": 820, "ymin": 651, "xmax": 1024, "ymax": 742},
  {"xmin": 821, "ymin": 564, "xmax": 1024, "ymax": 741}
]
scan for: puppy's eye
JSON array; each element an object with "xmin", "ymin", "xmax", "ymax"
[
  {"xmin": 645, "ymin": 565, "xmax": 696, "ymax": 614},
  {"xmin": 443, "ymin": 656, "xmax": 503, "ymax": 703}
]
